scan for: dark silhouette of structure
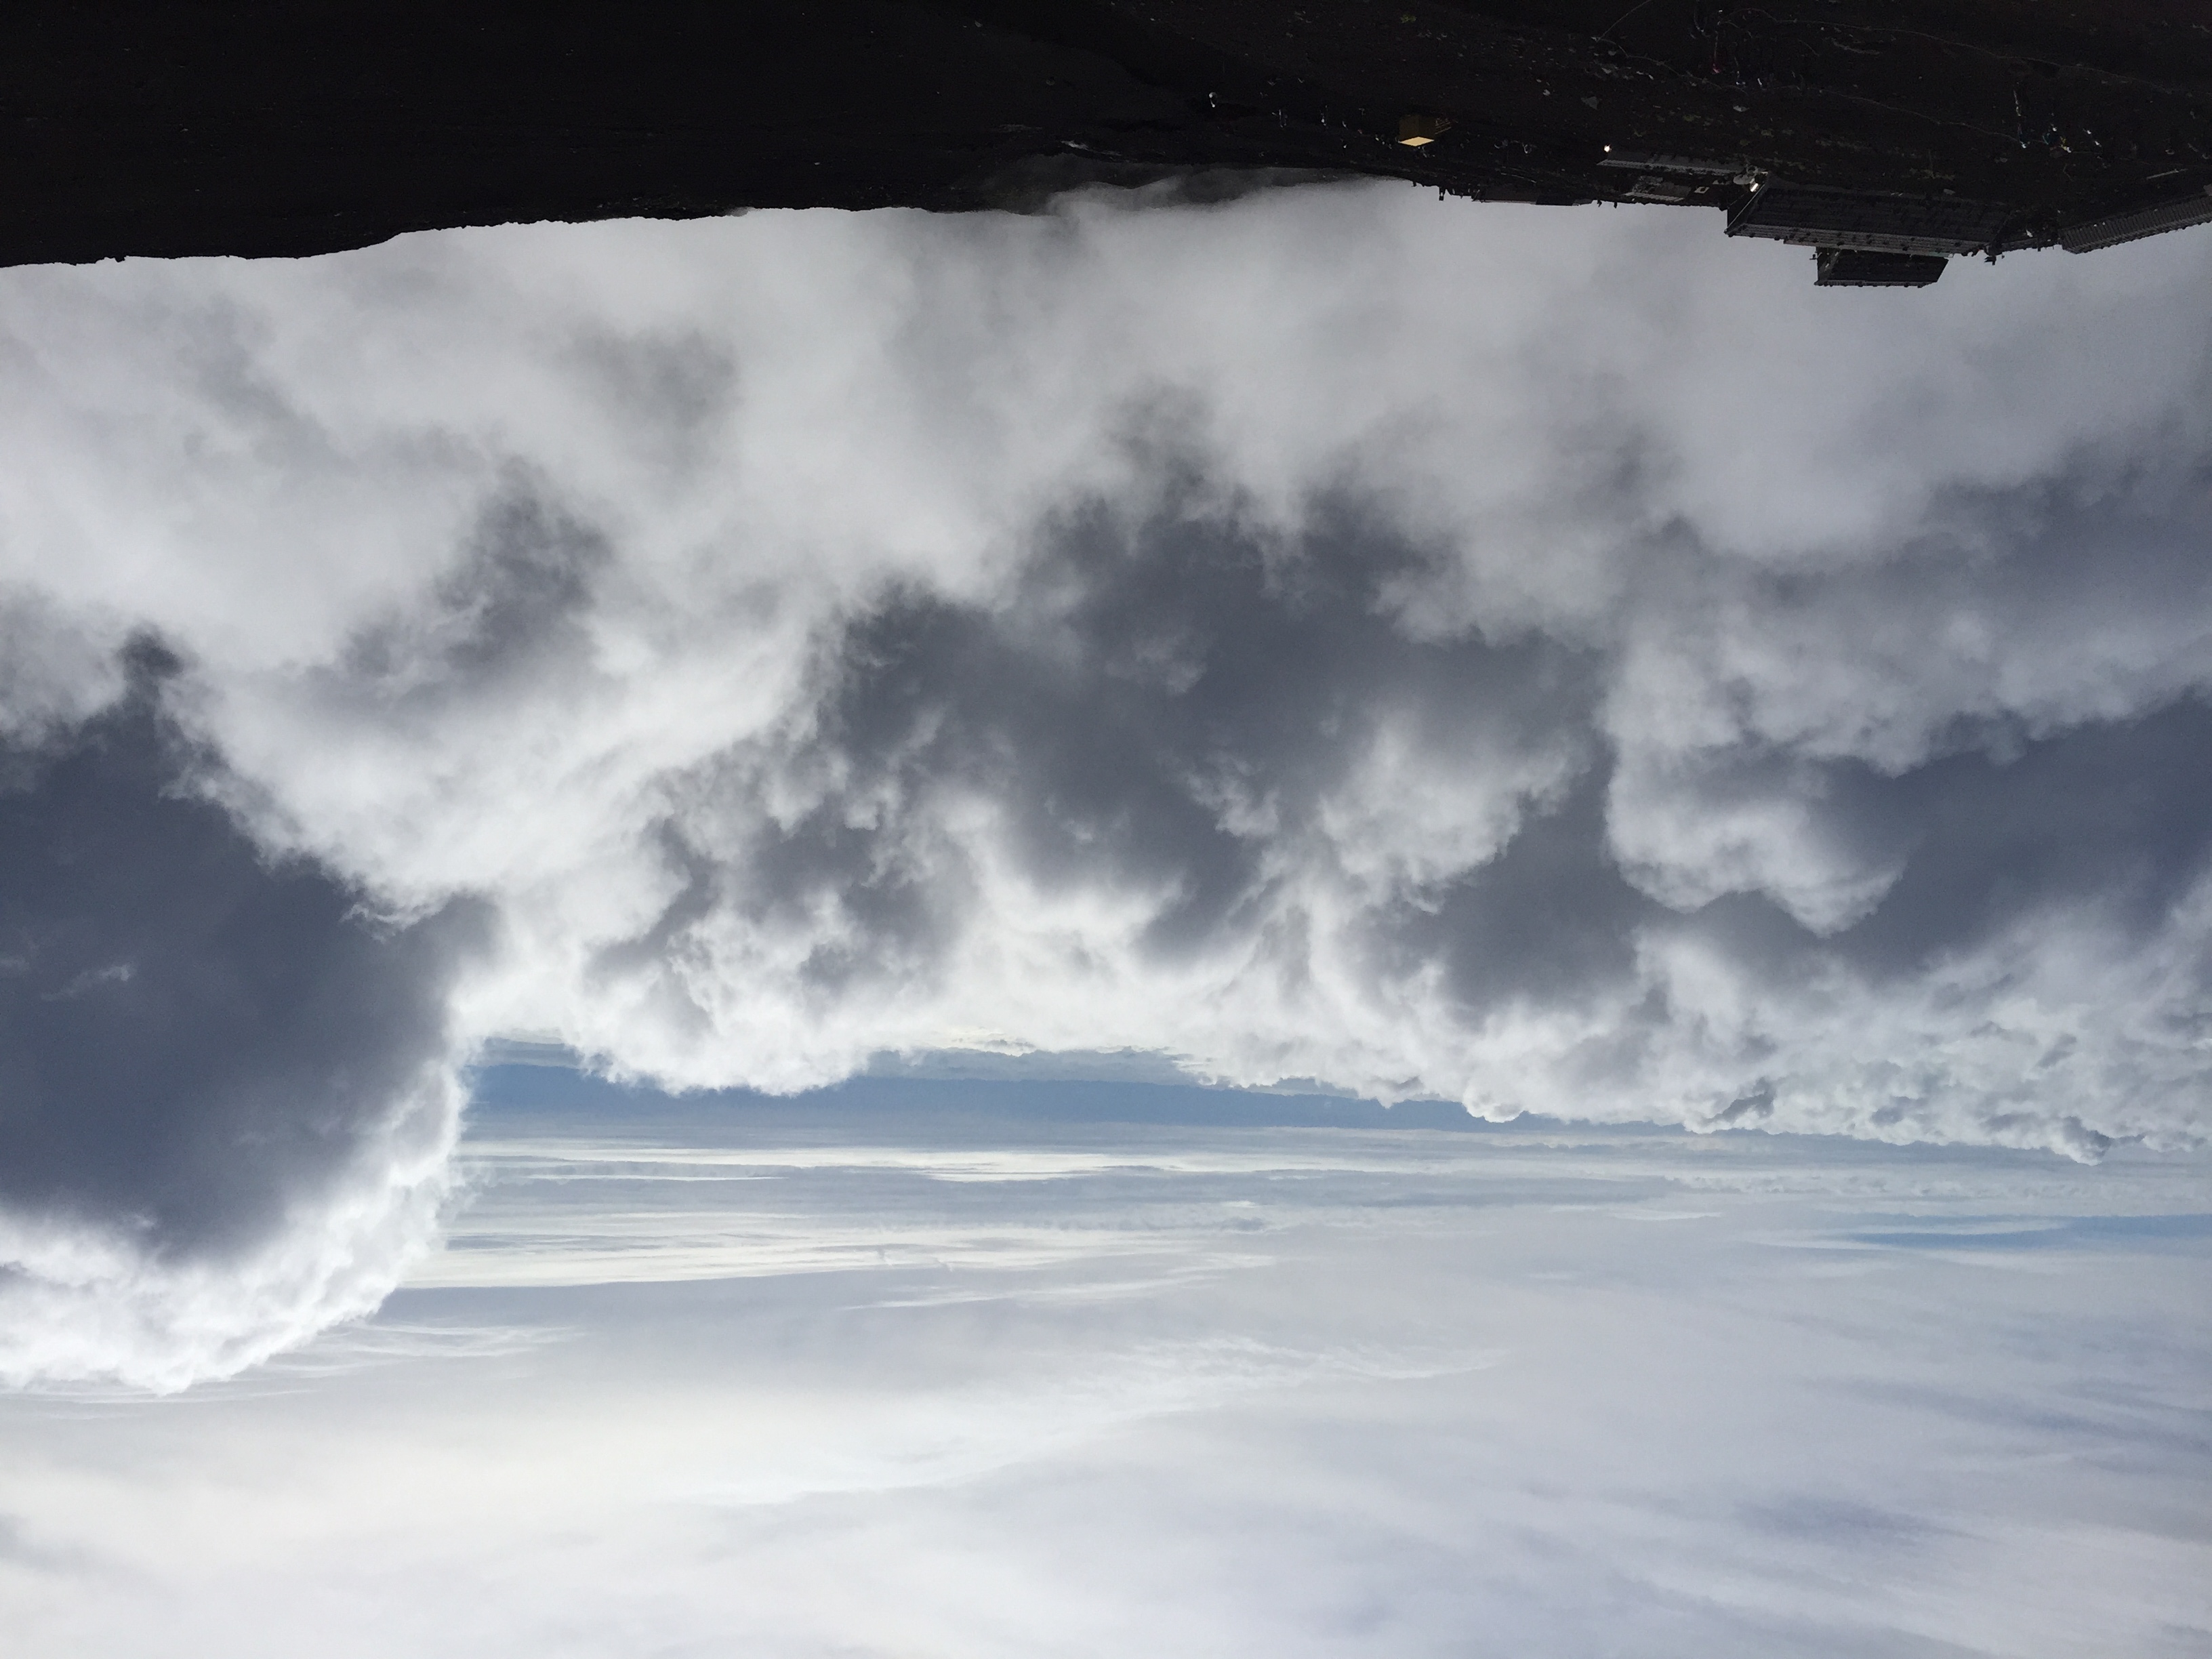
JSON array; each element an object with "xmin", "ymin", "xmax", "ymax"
[{"xmin": 5, "ymin": 2, "xmax": 2209, "ymax": 283}]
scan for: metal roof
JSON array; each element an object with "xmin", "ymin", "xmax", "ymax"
[
  {"xmin": 2062, "ymin": 187, "xmax": 2212, "ymax": 253},
  {"xmin": 1814, "ymin": 248, "xmax": 1946, "ymax": 287},
  {"xmin": 1727, "ymin": 184, "xmax": 2007, "ymax": 255}
]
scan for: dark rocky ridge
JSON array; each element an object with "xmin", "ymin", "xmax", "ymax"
[{"xmin": 6, "ymin": 1, "xmax": 2210, "ymax": 272}]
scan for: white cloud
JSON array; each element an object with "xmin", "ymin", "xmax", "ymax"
[
  {"xmin": 1, "ymin": 1094, "xmax": 2203, "ymax": 1656},
  {"xmin": 3, "ymin": 186, "xmax": 2211, "ymax": 1382}
]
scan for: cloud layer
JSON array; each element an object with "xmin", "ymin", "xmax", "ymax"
[
  {"xmin": 5, "ymin": 1087, "xmax": 2206, "ymax": 1657},
  {"xmin": 1, "ymin": 184, "xmax": 2209, "ymax": 1378}
]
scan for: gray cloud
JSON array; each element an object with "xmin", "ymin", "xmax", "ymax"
[
  {"xmin": 711, "ymin": 491, "xmax": 1593, "ymax": 979},
  {"xmin": 595, "ymin": 467, "xmax": 2211, "ymax": 1157},
  {"xmin": 0, "ymin": 644, "xmax": 485, "ymax": 1387},
  {"xmin": 337, "ymin": 476, "xmax": 611, "ymax": 705}
]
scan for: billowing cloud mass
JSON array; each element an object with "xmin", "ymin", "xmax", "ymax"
[
  {"xmin": 1, "ymin": 183, "xmax": 2209, "ymax": 1380},
  {"xmin": 0, "ymin": 644, "xmax": 483, "ymax": 1388}
]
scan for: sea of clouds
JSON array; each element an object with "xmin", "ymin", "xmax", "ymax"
[
  {"xmin": 5, "ymin": 1089, "xmax": 2205, "ymax": 1657},
  {"xmin": 1, "ymin": 183, "xmax": 2209, "ymax": 1383}
]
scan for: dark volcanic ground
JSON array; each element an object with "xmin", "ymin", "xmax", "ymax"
[{"xmin": 5, "ymin": 1, "xmax": 2211, "ymax": 269}]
